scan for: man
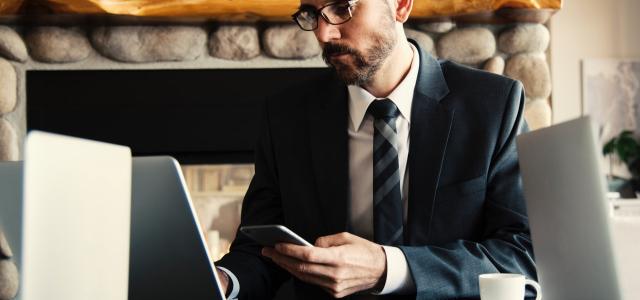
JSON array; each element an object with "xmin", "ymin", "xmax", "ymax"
[{"xmin": 215, "ymin": 0, "xmax": 537, "ymax": 298}]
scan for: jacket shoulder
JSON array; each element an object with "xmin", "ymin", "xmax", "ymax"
[
  {"xmin": 439, "ymin": 59, "xmax": 520, "ymax": 94},
  {"xmin": 436, "ymin": 60, "xmax": 526, "ymax": 134}
]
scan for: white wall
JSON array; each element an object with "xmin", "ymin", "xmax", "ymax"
[{"xmin": 550, "ymin": 0, "xmax": 640, "ymax": 123}]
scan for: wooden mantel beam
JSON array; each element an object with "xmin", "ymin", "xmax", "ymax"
[{"xmin": 2, "ymin": 0, "xmax": 562, "ymax": 21}]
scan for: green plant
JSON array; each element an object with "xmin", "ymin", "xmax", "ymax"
[{"xmin": 603, "ymin": 130, "xmax": 640, "ymax": 179}]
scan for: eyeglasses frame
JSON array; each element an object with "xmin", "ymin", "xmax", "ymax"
[{"xmin": 292, "ymin": 0, "xmax": 360, "ymax": 31}]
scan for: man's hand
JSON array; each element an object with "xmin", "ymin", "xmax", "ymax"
[
  {"xmin": 261, "ymin": 232, "xmax": 387, "ymax": 298},
  {"xmin": 216, "ymin": 268, "xmax": 229, "ymax": 296}
]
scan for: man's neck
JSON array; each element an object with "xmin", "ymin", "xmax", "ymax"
[{"xmin": 360, "ymin": 40, "xmax": 414, "ymax": 99}]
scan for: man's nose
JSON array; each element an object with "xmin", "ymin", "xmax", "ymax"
[{"xmin": 314, "ymin": 16, "xmax": 341, "ymax": 43}]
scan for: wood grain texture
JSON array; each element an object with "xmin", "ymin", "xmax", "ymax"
[
  {"xmin": 15, "ymin": 0, "xmax": 561, "ymax": 20},
  {"xmin": 0, "ymin": 0, "xmax": 24, "ymax": 15},
  {"xmin": 42, "ymin": 0, "xmax": 299, "ymax": 20},
  {"xmin": 412, "ymin": 0, "xmax": 562, "ymax": 17}
]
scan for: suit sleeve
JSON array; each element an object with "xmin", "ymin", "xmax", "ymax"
[
  {"xmin": 215, "ymin": 99, "xmax": 290, "ymax": 299},
  {"xmin": 398, "ymin": 81, "xmax": 536, "ymax": 299}
]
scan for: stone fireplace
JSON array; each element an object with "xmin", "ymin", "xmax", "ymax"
[
  {"xmin": 0, "ymin": 20, "xmax": 553, "ymax": 161},
  {"xmin": 0, "ymin": 12, "xmax": 554, "ymax": 300}
]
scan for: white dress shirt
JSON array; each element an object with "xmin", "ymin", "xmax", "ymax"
[
  {"xmin": 347, "ymin": 43, "xmax": 419, "ymax": 294},
  {"xmin": 219, "ymin": 43, "xmax": 420, "ymax": 298}
]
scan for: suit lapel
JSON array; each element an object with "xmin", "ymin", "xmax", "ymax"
[
  {"xmin": 406, "ymin": 41, "xmax": 454, "ymax": 244},
  {"xmin": 308, "ymin": 75, "xmax": 350, "ymax": 235}
]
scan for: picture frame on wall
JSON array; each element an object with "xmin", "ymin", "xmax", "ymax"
[{"xmin": 581, "ymin": 59, "xmax": 640, "ymax": 184}]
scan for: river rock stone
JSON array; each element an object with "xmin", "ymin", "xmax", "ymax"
[
  {"xmin": 0, "ymin": 26, "xmax": 28, "ymax": 62},
  {"xmin": 405, "ymin": 28, "xmax": 435, "ymax": 55},
  {"xmin": 437, "ymin": 27, "xmax": 495, "ymax": 65},
  {"xmin": 0, "ymin": 58, "xmax": 16, "ymax": 115},
  {"xmin": 92, "ymin": 26, "xmax": 207, "ymax": 63},
  {"xmin": 209, "ymin": 25, "xmax": 260, "ymax": 60},
  {"xmin": 483, "ymin": 56, "xmax": 505, "ymax": 75},
  {"xmin": 415, "ymin": 21, "xmax": 455, "ymax": 33},
  {"xmin": 498, "ymin": 24, "xmax": 550, "ymax": 54},
  {"xmin": 0, "ymin": 118, "xmax": 18, "ymax": 161},
  {"xmin": 0, "ymin": 260, "xmax": 18, "ymax": 300},
  {"xmin": 524, "ymin": 98, "xmax": 552, "ymax": 130},
  {"xmin": 262, "ymin": 25, "xmax": 321, "ymax": 59},
  {"xmin": 505, "ymin": 54, "xmax": 551, "ymax": 99},
  {"xmin": 0, "ymin": 231, "xmax": 11, "ymax": 258},
  {"xmin": 26, "ymin": 27, "xmax": 91, "ymax": 63}
]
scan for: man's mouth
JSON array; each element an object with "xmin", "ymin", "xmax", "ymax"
[{"xmin": 330, "ymin": 52, "xmax": 349, "ymax": 59}]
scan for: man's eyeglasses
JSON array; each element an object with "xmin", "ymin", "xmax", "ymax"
[{"xmin": 292, "ymin": 0, "xmax": 360, "ymax": 31}]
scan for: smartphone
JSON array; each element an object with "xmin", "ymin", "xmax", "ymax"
[{"xmin": 240, "ymin": 225, "xmax": 313, "ymax": 247}]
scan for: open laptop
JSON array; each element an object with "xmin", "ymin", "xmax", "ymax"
[
  {"xmin": 0, "ymin": 132, "xmax": 224, "ymax": 299},
  {"xmin": 517, "ymin": 116, "xmax": 622, "ymax": 300},
  {"xmin": 129, "ymin": 156, "xmax": 225, "ymax": 299},
  {"xmin": 21, "ymin": 131, "xmax": 132, "ymax": 300}
]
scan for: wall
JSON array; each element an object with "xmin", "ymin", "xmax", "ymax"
[{"xmin": 550, "ymin": 0, "xmax": 640, "ymax": 123}]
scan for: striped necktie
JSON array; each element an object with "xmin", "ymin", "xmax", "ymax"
[{"xmin": 368, "ymin": 99, "xmax": 404, "ymax": 246}]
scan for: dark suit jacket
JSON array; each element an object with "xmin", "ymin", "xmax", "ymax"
[{"xmin": 216, "ymin": 41, "xmax": 537, "ymax": 299}]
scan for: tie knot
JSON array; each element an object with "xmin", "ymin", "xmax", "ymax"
[{"xmin": 367, "ymin": 99, "xmax": 400, "ymax": 120}]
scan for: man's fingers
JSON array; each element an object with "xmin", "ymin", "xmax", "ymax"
[
  {"xmin": 284, "ymin": 264, "xmax": 336, "ymax": 289},
  {"xmin": 314, "ymin": 232, "xmax": 356, "ymax": 248},
  {"xmin": 264, "ymin": 247, "xmax": 336, "ymax": 278},
  {"xmin": 264, "ymin": 246, "xmax": 376, "ymax": 298},
  {"xmin": 291, "ymin": 265, "xmax": 365, "ymax": 297},
  {"xmin": 335, "ymin": 283, "xmax": 374, "ymax": 298},
  {"xmin": 322, "ymin": 281, "xmax": 371, "ymax": 298},
  {"xmin": 274, "ymin": 243, "xmax": 335, "ymax": 264},
  {"xmin": 264, "ymin": 247, "xmax": 369, "ymax": 295},
  {"xmin": 264, "ymin": 249, "xmax": 345, "ymax": 289}
]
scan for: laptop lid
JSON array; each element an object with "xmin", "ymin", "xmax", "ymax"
[
  {"xmin": 21, "ymin": 131, "xmax": 132, "ymax": 300},
  {"xmin": 516, "ymin": 116, "xmax": 621, "ymax": 300},
  {"xmin": 129, "ymin": 156, "xmax": 225, "ymax": 299}
]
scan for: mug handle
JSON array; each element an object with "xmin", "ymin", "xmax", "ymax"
[{"xmin": 525, "ymin": 279, "xmax": 542, "ymax": 300}]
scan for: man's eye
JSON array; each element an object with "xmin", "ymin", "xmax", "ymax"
[
  {"xmin": 325, "ymin": 4, "xmax": 350, "ymax": 20},
  {"xmin": 333, "ymin": 4, "xmax": 350, "ymax": 15}
]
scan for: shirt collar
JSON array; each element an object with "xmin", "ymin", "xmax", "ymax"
[{"xmin": 347, "ymin": 43, "xmax": 420, "ymax": 132}]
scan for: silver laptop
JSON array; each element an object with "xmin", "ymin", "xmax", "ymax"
[
  {"xmin": 0, "ymin": 132, "xmax": 224, "ymax": 300},
  {"xmin": 21, "ymin": 131, "xmax": 132, "ymax": 300},
  {"xmin": 517, "ymin": 116, "xmax": 621, "ymax": 300},
  {"xmin": 129, "ymin": 156, "xmax": 225, "ymax": 299}
]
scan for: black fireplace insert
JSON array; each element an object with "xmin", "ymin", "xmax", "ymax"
[{"xmin": 27, "ymin": 67, "xmax": 329, "ymax": 164}]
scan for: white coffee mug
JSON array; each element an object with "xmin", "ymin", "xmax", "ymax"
[{"xmin": 479, "ymin": 273, "xmax": 541, "ymax": 300}]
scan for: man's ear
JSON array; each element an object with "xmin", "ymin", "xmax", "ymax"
[{"xmin": 395, "ymin": 0, "xmax": 413, "ymax": 23}]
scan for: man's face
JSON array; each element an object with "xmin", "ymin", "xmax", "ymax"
[{"xmin": 299, "ymin": 0, "xmax": 398, "ymax": 85}]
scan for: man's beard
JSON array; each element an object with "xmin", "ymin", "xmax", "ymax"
[{"xmin": 321, "ymin": 29, "xmax": 396, "ymax": 86}]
